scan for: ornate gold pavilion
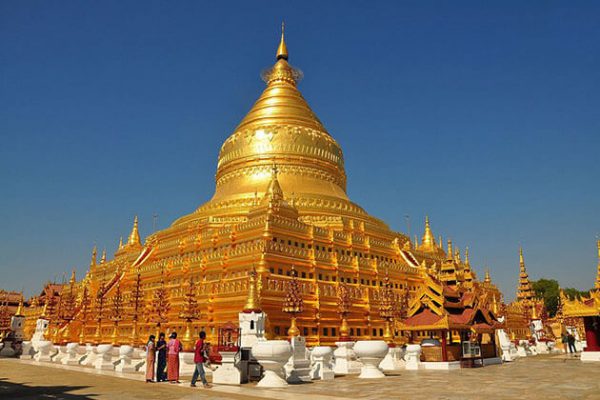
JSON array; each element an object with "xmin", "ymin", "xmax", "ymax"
[{"xmin": 19, "ymin": 28, "xmax": 505, "ymax": 348}]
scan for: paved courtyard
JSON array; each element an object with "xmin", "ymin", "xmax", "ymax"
[{"xmin": 1, "ymin": 354, "xmax": 599, "ymax": 400}]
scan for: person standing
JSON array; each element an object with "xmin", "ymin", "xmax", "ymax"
[
  {"xmin": 167, "ymin": 332, "xmax": 183, "ymax": 383},
  {"xmin": 190, "ymin": 331, "xmax": 211, "ymax": 388},
  {"xmin": 156, "ymin": 332, "xmax": 167, "ymax": 382},
  {"xmin": 145, "ymin": 335, "xmax": 156, "ymax": 383},
  {"xmin": 567, "ymin": 332, "xmax": 577, "ymax": 354}
]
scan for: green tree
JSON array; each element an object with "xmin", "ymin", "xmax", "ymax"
[
  {"xmin": 532, "ymin": 279, "xmax": 560, "ymax": 317},
  {"xmin": 563, "ymin": 287, "xmax": 589, "ymax": 300}
]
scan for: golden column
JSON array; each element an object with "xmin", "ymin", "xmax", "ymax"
[{"xmin": 282, "ymin": 266, "xmax": 303, "ymax": 338}]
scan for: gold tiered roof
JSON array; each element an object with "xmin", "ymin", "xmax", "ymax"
[
  {"xmin": 173, "ymin": 27, "xmax": 387, "ymax": 229},
  {"xmin": 516, "ymin": 247, "xmax": 535, "ymax": 302}
]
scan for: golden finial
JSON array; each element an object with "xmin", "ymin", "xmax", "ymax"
[
  {"xmin": 127, "ymin": 216, "xmax": 141, "ymax": 246},
  {"xmin": 41, "ymin": 300, "xmax": 48, "ymax": 318},
  {"xmin": 69, "ymin": 269, "xmax": 76, "ymax": 285},
  {"xmin": 100, "ymin": 248, "xmax": 107, "ymax": 264},
  {"xmin": 465, "ymin": 246, "xmax": 470, "ymax": 266},
  {"xmin": 455, "ymin": 248, "xmax": 461, "ymax": 263},
  {"xmin": 531, "ymin": 304, "xmax": 538, "ymax": 320},
  {"xmin": 90, "ymin": 245, "xmax": 97, "ymax": 267},
  {"xmin": 447, "ymin": 239, "xmax": 453, "ymax": 261},
  {"xmin": 484, "ymin": 268, "xmax": 491, "ymax": 284},
  {"xmin": 276, "ymin": 21, "xmax": 288, "ymax": 60},
  {"xmin": 118, "ymin": 236, "xmax": 124, "ymax": 250},
  {"xmin": 15, "ymin": 294, "xmax": 24, "ymax": 317},
  {"xmin": 420, "ymin": 215, "xmax": 436, "ymax": 251},
  {"xmin": 519, "ymin": 246, "xmax": 524, "ymax": 266},
  {"xmin": 243, "ymin": 266, "xmax": 261, "ymax": 313}
]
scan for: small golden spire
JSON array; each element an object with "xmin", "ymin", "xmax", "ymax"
[
  {"xmin": 90, "ymin": 245, "xmax": 97, "ymax": 267},
  {"xmin": 447, "ymin": 239, "xmax": 453, "ymax": 261},
  {"xmin": 15, "ymin": 294, "xmax": 24, "ymax": 317},
  {"xmin": 465, "ymin": 246, "xmax": 470, "ymax": 266},
  {"xmin": 243, "ymin": 267, "xmax": 261, "ymax": 313},
  {"xmin": 420, "ymin": 216, "xmax": 436, "ymax": 251},
  {"xmin": 276, "ymin": 21, "xmax": 288, "ymax": 60},
  {"xmin": 118, "ymin": 236, "xmax": 124, "ymax": 250},
  {"xmin": 69, "ymin": 269, "xmax": 76, "ymax": 285},
  {"xmin": 40, "ymin": 300, "xmax": 48, "ymax": 318},
  {"xmin": 127, "ymin": 216, "xmax": 141, "ymax": 246},
  {"xmin": 100, "ymin": 248, "xmax": 107, "ymax": 264},
  {"xmin": 519, "ymin": 246, "xmax": 524, "ymax": 267},
  {"xmin": 484, "ymin": 268, "xmax": 491, "ymax": 284}
]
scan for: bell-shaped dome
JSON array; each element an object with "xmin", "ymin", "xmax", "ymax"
[{"xmin": 174, "ymin": 27, "xmax": 387, "ymax": 229}]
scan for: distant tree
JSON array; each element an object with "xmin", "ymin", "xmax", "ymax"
[
  {"xmin": 532, "ymin": 279, "xmax": 560, "ymax": 317},
  {"xmin": 563, "ymin": 287, "xmax": 589, "ymax": 300}
]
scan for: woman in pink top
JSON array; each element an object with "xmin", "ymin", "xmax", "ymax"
[
  {"xmin": 167, "ymin": 331, "xmax": 183, "ymax": 383},
  {"xmin": 145, "ymin": 334, "xmax": 156, "ymax": 383}
]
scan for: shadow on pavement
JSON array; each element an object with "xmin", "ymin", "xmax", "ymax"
[{"xmin": 0, "ymin": 377, "xmax": 98, "ymax": 399}]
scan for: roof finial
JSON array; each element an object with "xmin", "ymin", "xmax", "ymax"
[
  {"xmin": 484, "ymin": 268, "xmax": 491, "ymax": 284},
  {"xmin": 465, "ymin": 246, "xmax": 470, "ymax": 266},
  {"xmin": 519, "ymin": 246, "xmax": 524, "ymax": 266},
  {"xmin": 276, "ymin": 21, "xmax": 288, "ymax": 60},
  {"xmin": 127, "ymin": 216, "xmax": 141, "ymax": 246},
  {"xmin": 90, "ymin": 245, "xmax": 97, "ymax": 267},
  {"xmin": 100, "ymin": 248, "xmax": 107, "ymax": 264}
]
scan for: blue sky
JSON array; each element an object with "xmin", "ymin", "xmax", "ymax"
[{"xmin": 1, "ymin": 1, "xmax": 599, "ymax": 299}]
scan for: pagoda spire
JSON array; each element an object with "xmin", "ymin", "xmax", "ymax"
[
  {"xmin": 15, "ymin": 294, "xmax": 24, "ymax": 317},
  {"xmin": 69, "ymin": 269, "xmax": 76, "ymax": 285},
  {"xmin": 447, "ymin": 239, "xmax": 453, "ymax": 261},
  {"xmin": 118, "ymin": 236, "xmax": 124, "ymax": 250},
  {"xmin": 243, "ymin": 267, "xmax": 261, "ymax": 313},
  {"xmin": 517, "ymin": 247, "xmax": 535, "ymax": 302},
  {"xmin": 100, "ymin": 248, "xmax": 107, "ymax": 264},
  {"xmin": 127, "ymin": 216, "xmax": 141, "ymax": 247},
  {"xmin": 484, "ymin": 268, "xmax": 491, "ymax": 284},
  {"xmin": 276, "ymin": 21, "xmax": 288, "ymax": 60},
  {"xmin": 90, "ymin": 245, "xmax": 97, "ymax": 267},
  {"xmin": 419, "ymin": 216, "xmax": 436, "ymax": 252},
  {"xmin": 464, "ymin": 246, "xmax": 470, "ymax": 267}
]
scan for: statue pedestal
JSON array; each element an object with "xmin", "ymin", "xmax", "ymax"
[
  {"xmin": 284, "ymin": 336, "xmax": 311, "ymax": 383},
  {"xmin": 19, "ymin": 341, "xmax": 34, "ymax": 360},
  {"xmin": 310, "ymin": 346, "xmax": 334, "ymax": 380},
  {"xmin": 80, "ymin": 344, "xmax": 97, "ymax": 366},
  {"xmin": 94, "ymin": 344, "xmax": 115, "ymax": 370},
  {"xmin": 61, "ymin": 343, "xmax": 80, "ymax": 365},
  {"xmin": 333, "ymin": 341, "xmax": 361, "ymax": 375},
  {"xmin": 252, "ymin": 340, "xmax": 292, "ymax": 388},
  {"xmin": 34, "ymin": 341, "xmax": 55, "ymax": 362},
  {"xmin": 354, "ymin": 340, "xmax": 388, "ymax": 379},
  {"xmin": 239, "ymin": 311, "xmax": 266, "ymax": 348},
  {"xmin": 115, "ymin": 345, "xmax": 136, "ymax": 373},
  {"xmin": 213, "ymin": 350, "xmax": 242, "ymax": 385},
  {"xmin": 379, "ymin": 346, "xmax": 405, "ymax": 372},
  {"xmin": 51, "ymin": 345, "xmax": 67, "ymax": 363},
  {"xmin": 179, "ymin": 352, "xmax": 196, "ymax": 375},
  {"xmin": 404, "ymin": 344, "xmax": 422, "ymax": 370}
]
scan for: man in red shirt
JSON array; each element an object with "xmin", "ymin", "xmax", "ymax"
[{"xmin": 190, "ymin": 331, "xmax": 211, "ymax": 388}]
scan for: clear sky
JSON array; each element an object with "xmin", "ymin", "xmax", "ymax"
[{"xmin": 1, "ymin": 1, "xmax": 599, "ymax": 299}]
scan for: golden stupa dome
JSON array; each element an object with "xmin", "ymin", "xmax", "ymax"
[{"xmin": 174, "ymin": 26, "xmax": 387, "ymax": 229}]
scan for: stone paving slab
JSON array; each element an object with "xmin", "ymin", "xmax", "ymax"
[{"xmin": 1, "ymin": 354, "xmax": 599, "ymax": 399}]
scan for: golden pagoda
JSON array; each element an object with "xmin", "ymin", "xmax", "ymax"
[
  {"xmin": 20, "ymin": 26, "xmax": 505, "ymax": 347},
  {"xmin": 516, "ymin": 247, "xmax": 535, "ymax": 302}
]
